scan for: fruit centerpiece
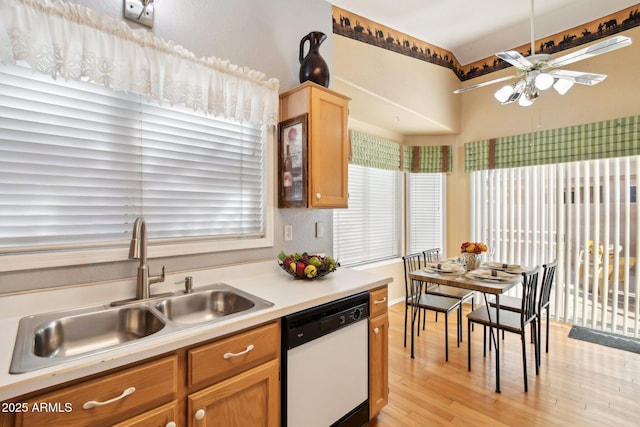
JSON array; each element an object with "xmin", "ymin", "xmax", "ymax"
[{"xmin": 277, "ymin": 251, "xmax": 338, "ymax": 280}]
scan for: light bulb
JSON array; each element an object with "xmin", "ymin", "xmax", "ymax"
[
  {"xmin": 534, "ymin": 73, "xmax": 554, "ymax": 90},
  {"xmin": 494, "ymin": 85, "xmax": 514, "ymax": 103},
  {"xmin": 518, "ymin": 88, "xmax": 538, "ymax": 107},
  {"xmin": 553, "ymin": 78, "xmax": 574, "ymax": 95}
]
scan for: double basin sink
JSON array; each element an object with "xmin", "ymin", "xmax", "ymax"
[{"xmin": 10, "ymin": 283, "xmax": 273, "ymax": 373}]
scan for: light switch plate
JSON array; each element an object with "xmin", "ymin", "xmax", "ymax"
[
  {"xmin": 284, "ymin": 225, "xmax": 293, "ymax": 241},
  {"xmin": 315, "ymin": 222, "xmax": 325, "ymax": 238}
]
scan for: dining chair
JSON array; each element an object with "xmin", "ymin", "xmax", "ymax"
[
  {"xmin": 467, "ymin": 267, "xmax": 540, "ymax": 392},
  {"xmin": 488, "ymin": 261, "xmax": 557, "ymax": 365},
  {"xmin": 423, "ymin": 248, "xmax": 475, "ymax": 335},
  {"xmin": 402, "ymin": 253, "xmax": 462, "ymax": 361}
]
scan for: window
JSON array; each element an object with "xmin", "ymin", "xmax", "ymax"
[
  {"xmin": 407, "ymin": 173, "xmax": 445, "ymax": 254},
  {"xmin": 0, "ymin": 65, "xmax": 271, "ymax": 270},
  {"xmin": 333, "ymin": 164, "xmax": 401, "ymax": 266}
]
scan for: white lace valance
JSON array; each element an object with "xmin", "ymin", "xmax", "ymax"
[{"xmin": 0, "ymin": 0, "xmax": 279, "ymax": 125}]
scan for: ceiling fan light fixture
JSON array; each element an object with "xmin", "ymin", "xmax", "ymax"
[
  {"xmin": 553, "ymin": 78, "xmax": 574, "ymax": 95},
  {"xmin": 534, "ymin": 72, "xmax": 554, "ymax": 90},
  {"xmin": 494, "ymin": 84, "xmax": 515, "ymax": 103},
  {"xmin": 518, "ymin": 87, "xmax": 538, "ymax": 106}
]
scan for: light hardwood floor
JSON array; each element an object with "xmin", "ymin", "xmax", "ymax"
[{"xmin": 367, "ymin": 302, "xmax": 640, "ymax": 426}]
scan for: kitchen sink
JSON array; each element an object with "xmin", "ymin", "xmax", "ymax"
[
  {"xmin": 155, "ymin": 284, "xmax": 269, "ymax": 324},
  {"xmin": 10, "ymin": 283, "xmax": 273, "ymax": 373},
  {"xmin": 33, "ymin": 306, "xmax": 165, "ymax": 358}
]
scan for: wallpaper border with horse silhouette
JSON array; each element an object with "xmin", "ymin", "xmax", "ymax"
[{"xmin": 332, "ymin": 5, "xmax": 640, "ymax": 82}]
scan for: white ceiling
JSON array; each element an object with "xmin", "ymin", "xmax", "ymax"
[{"xmin": 328, "ymin": 0, "xmax": 639, "ymax": 65}]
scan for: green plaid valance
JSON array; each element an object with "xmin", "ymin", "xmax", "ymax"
[
  {"xmin": 403, "ymin": 145, "xmax": 452, "ymax": 173},
  {"xmin": 465, "ymin": 115, "xmax": 640, "ymax": 172},
  {"xmin": 350, "ymin": 130, "xmax": 401, "ymax": 171}
]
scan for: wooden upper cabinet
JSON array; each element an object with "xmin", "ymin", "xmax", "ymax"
[{"xmin": 279, "ymin": 81, "xmax": 350, "ymax": 208}]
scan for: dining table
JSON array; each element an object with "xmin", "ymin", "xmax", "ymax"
[{"xmin": 409, "ymin": 264, "xmax": 524, "ymax": 393}]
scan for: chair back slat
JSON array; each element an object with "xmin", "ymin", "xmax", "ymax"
[
  {"xmin": 402, "ymin": 253, "xmax": 423, "ymax": 296},
  {"xmin": 423, "ymin": 248, "xmax": 441, "ymax": 263},
  {"xmin": 520, "ymin": 267, "xmax": 540, "ymax": 326},
  {"xmin": 539, "ymin": 260, "xmax": 557, "ymax": 311}
]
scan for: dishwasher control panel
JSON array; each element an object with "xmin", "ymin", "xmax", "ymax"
[{"xmin": 283, "ymin": 291, "xmax": 370, "ymax": 349}]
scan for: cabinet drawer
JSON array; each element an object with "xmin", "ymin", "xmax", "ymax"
[
  {"xmin": 16, "ymin": 355, "xmax": 177, "ymax": 427},
  {"xmin": 189, "ymin": 321, "xmax": 279, "ymax": 389},
  {"xmin": 370, "ymin": 286, "xmax": 388, "ymax": 318}
]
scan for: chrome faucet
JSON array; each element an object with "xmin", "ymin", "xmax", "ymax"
[{"xmin": 129, "ymin": 216, "xmax": 165, "ymax": 300}]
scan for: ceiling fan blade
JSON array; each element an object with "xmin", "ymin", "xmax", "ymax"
[
  {"xmin": 549, "ymin": 69, "xmax": 607, "ymax": 85},
  {"xmin": 549, "ymin": 35, "xmax": 632, "ymax": 68},
  {"xmin": 453, "ymin": 75, "xmax": 516, "ymax": 94},
  {"xmin": 496, "ymin": 50, "xmax": 533, "ymax": 70}
]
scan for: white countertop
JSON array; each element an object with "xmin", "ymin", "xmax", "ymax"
[{"xmin": 0, "ymin": 260, "xmax": 391, "ymax": 401}]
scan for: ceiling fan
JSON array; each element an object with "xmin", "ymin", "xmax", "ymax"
[{"xmin": 454, "ymin": 0, "xmax": 633, "ymax": 106}]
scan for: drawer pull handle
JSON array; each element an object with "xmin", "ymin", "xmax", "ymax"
[
  {"xmin": 82, "ymin": 386, "xmax": 136, "ymax": 409},
  {"xmin": 374, "ymin": 327, "xmax": 380, "ymax": 334},
  {"xmin": 374, "ymin": 297, "xmax": 387, "ymax": 305},
  {"xmin": 223, "ymin": 344, "xmax": 255, "ymax": 359}
]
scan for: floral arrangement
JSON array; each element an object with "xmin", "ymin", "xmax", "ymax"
[
  {"xmin": 277, "ymin": 251, "xmax": 338, "ymax": 280},
  {"xmin": 460, "ymin": 241, "xmax": 488, "ymax": 254}
]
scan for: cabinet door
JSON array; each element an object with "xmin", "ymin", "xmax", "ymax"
[
  {"xmin": 112, "ymin": 401, "xmax": 179, "ymax": 427},
  {"xmin": 188, "ymin": 359, "xmax": 279, "ymax": 427},
  {"xmin": 369, "ymin": 312, "xmax": 389, "ymax": 418},
  {"xmin": 308, "ymin": 88, "xmax": 349, "ymax": 208}
]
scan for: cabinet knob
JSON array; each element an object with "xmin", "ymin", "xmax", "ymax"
[
  {"xmin": 195, "ymin": 409, "xmax": 206, "ymax": 420},
  {"xmin": 166, "ymin": 422, "xmax": 177, "ymax": 427},
  {"xmin": 374, "ymin": 327, "xmax": 380, "ymax": 334},
  {"xmin": 316, "ymin": 192, "xmax": 321, "ymax": 200}
]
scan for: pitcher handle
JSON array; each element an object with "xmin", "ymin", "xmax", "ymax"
[{"xmin": 299, "ymin": 33, "xmax": 310, "ymax": 64}]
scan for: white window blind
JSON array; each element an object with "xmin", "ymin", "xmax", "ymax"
[
  {"xmin": 333, "ymin": 164, "xmax": 400, "ymax": 266},
  {"xmin": 407, "ymin": 173, "xmax": 445, "ymax": 254},
  {"xmin": 0, "ymin": 65, "xmax": 265, "ymax": 255},
  {"xmin": 471, "ymin": 157, "xmax": 640, "ymax": 337}
]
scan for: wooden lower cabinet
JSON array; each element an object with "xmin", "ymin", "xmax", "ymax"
[
  {"xmin": 369, "ymin": 286, "xmax": 389, "ymax": 418},
  {"xmin": 187, "ymin": 359, "xmax": 280, "ymax": 426}
]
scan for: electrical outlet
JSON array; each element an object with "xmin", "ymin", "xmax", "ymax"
[
  {"xmin": 284, "ymin": 225, "xmax": 293, "ymax": 241},
  {"xmin": 315, "ymin": 222, "xmax": 325, "ymax": 238}
]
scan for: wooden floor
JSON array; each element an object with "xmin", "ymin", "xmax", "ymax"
[{"xmin": 367, "ymin": 302, "xmax": 640, "ymax": 426}]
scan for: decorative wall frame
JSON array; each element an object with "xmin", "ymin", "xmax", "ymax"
[{"xmin": 278, "ymin": 114, "xmax": 308, "ymax": 208}]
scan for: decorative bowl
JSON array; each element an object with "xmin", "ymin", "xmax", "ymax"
[{"xmin": 277, "ymin": 251, "xmax": 338, "ymax": 280}]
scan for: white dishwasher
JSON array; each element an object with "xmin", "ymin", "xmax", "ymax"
[{"xmin": 282, "ymin": 291, "xmax": 370, "ymax": 427}]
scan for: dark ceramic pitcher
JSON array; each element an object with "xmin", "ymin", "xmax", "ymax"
[{"xmin": 299, "ymin": 31, "xmax": 330, "ymax": 87}]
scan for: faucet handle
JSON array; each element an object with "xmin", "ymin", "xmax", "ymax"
[{"xmin": 149, "ymin": 265, "xmax": 166, "ymax": 285}]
